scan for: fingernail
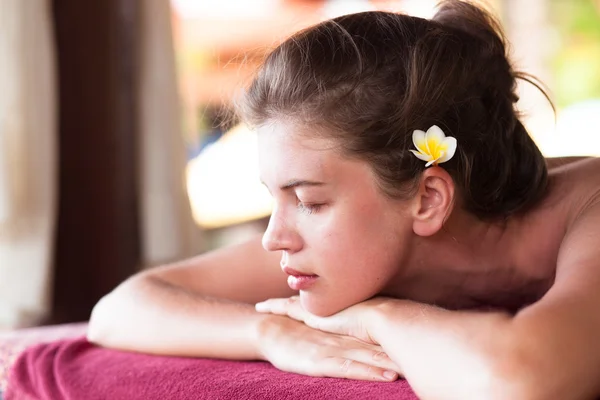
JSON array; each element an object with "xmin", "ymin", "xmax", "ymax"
[
  {"xmin": 383, "ymin": 370, "xmax": 397, "ymax": 380},
  {"xmin": 255, "ymin": 303, "xmax": 267, "ymax": 312}
]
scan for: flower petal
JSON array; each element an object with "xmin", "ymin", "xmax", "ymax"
[
  {"xmin": 412, "ymin": 130, "xmax": 429, "ymax": 155},
  {"xmin": 409, "ymin": 149, "xmax": 433, "ymax": 162},
  {"xmin": 425, "ymin": 125, "xmax": 446, "ymax": 159},
  {"xmin": 425, "ymin": 157, "xmax": 440, "ymax": 167},
  {"xmin": 436, "ymin": 137, "xmax": 457, "ymax": 164}
]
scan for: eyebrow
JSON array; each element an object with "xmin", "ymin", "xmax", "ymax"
[
  {"xmin": 260, "ymin": 179, "xmax": 326, "ymax": 192},
  {"xmin": 280, "ymin": 179, "xmax": 326, "ymax": 191}
]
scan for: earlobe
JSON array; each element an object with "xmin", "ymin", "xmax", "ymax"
[{"xmin": 412, "ymin": 168, "xmax": 455, "ymax": 237}]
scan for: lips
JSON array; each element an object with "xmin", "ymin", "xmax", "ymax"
[
  {"xmin": 281, "ymin": 266, "xmax": 318, "ymax": 291},
  {"xmin": 282, "ymin": 266, "xmax": 316, "ymax": 277},
  {"xmin": 286, "ymin": 275, "xmax": 318, "ymax": 291}
]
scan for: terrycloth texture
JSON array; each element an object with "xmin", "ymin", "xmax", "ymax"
[
  {"xmin": 0, "ymin": 323, "xmax": 87, "ymax": 393},
  {"xmin": 6, "ymin": 337, "xmax": 419, "ymax": 400}
]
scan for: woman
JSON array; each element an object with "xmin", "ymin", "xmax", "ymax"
[{"xmin": 88, "ymin": 1, "xmax": 600, "ymax": 399}]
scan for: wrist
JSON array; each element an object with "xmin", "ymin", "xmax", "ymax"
[
  {"xmin": 252, "ymin": 313, "xmax": 284, "ymax": 361},
  {"xmin": 367, "ymin": 298, "xmax": 405, "ymax": 344}
]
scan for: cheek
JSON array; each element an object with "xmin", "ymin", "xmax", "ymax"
[
  {"xmin": 310, "ymin": 205, "xmax": 402, "ymax": 279},
  {"xmin": 298, "ymin": 198, "xmax": 409, "ymax": 315}
]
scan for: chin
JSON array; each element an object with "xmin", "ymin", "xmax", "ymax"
[{"xmin": 300, "ymin": 293, "xmax": 350, "ymax": 317}]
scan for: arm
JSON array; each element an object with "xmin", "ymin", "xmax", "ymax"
[
  {"xmin": 368, "ymin": 202, "xmax": 600, "ymax": 400},
  {"xmin": 87, "ymin": 235, "xmax": 296, "ymax": 359},
  {"xmin": 366, "ymin": 301, "xmax": 511, "ymax": 399},
  {"xmin": 89, "ymin": 235, "xmax": 401, "ymax": 380},
  {"xmin": 260, "ymin": 296, "xmax": 515, "ymax": 397}
]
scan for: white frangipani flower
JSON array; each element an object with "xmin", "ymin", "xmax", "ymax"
[{"xmin": 409, "ymin": 125, "xmax": 457, "ymax": 167}]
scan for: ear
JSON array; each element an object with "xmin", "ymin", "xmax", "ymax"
[{"xmin": 411, "ymin": 167, "xmax": 455, "ymax": 237}]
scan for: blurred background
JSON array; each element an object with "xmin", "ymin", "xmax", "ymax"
[{"xmin": 0, "ymin": 0, "xmax": 599, "ymax": 330}]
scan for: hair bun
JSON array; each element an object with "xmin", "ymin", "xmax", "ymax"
[
  {"xmin": 433, "ymin": 0, "xmax": 517, "ymax": 100},
  {"xmin": 433, "ymin": 0, "xmax": 507, "ymax": 56}
]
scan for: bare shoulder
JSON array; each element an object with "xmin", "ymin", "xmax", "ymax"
[
  {"xmin": 547, "ymin": 157, "xmax": 600, "ymax": 218},
  {"xmin": 545, "ymin": 156, "xmax": 592, "ymax": 170},
  {"xmin": 565, "ymin": 157, "xmax": 600, "ymax": 196},
  {"xmin": 535, "ymin": 159, "xmax": 600, "ymax": 304},
  {"xmin": 555, "ymin": 199, "xmax": 600, "ymax": 284},
  {"xmin": 551, "ymin": 158, "xmax": 600, "ymax": 273},
  {"xmin": 546, "ymin": 156, "xmax": 599, "ymax": 175}
]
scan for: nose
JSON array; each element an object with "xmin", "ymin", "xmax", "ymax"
[{"xmin": 262, "ymin": 209, "xmax": 302, "ymax": 253}]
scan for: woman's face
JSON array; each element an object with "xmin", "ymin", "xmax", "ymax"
[{"xmin": 258, "ymin": 121, "xmax": 413, "ymax": 316}]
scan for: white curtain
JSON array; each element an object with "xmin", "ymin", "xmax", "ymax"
[
  {"xmin": 0, "ymin": 0, "xmax": 57, "ymax": 328},
  {"xmin": 139, "ymin": 0, "xmax": 199, "ymax": 266}
]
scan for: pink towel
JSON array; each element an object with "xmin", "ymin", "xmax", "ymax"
[{"xmin": 5, "ymin": 337, "xmax": 418, "ymax": 399}]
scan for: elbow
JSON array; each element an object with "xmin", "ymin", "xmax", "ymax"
[
  {"xmin": 86, "ymin": 295, "xmax": 108, "ymax": 344},
  {"xmin": 86, "ymin": 276, "xmax": 141, "ymax": 347},
  {"xmin": 87, "ymin": 290, "xmax": 120, "ymax": 346}
]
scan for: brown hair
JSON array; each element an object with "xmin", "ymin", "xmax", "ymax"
[{"xmin": 237, "ymin": 0, "xmax": 548, "ymax": 219}]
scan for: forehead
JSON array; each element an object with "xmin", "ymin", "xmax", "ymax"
[
  {"xmin": 257, "ymin": 121, "xmax": 343, "ymax": 182},
  {"xmin": 257, "ymin": 121, "xmax": 338, "ymax": 154}
]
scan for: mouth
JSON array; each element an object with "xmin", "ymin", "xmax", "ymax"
[
  {"xmin": 282, "ymin": 266, "xmax": 318, "ymax": 291},
  {"xmin": 282, "ymin": 266, "xmax": 317, "ymax": 277}
]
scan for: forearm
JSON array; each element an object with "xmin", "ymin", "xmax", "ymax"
[
  {"xmin": 87, "ymin": 275, "xmax": 268, "ymax": 360},
  {"xmin": 369, "ymin": 300, "xmax": 517, "ymax": 400}
]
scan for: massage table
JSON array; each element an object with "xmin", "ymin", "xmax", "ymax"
[{"xmin": 0, "ymin": 323, "xmax": 419, "ymax": 399}]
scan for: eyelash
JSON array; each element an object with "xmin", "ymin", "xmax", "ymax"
[{"xmin": 297, "ymin": 202, "xmax": 324, "ymax": 215}]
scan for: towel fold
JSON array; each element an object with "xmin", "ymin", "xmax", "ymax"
[{"xmin": 5, "ymin": 337, "xmax": 418, "ymax": 399}]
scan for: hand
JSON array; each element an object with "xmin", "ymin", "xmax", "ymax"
[
  {"xmin": 256, "ymin": 296, "xmax": 395, "ymax": 345},
  {"xmin": 256, "ymin": 314, "xmax": 400, "ymax": 382}
]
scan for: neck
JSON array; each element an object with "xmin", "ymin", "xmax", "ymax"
[{"xmin": 385, "ymin": 210, "xmax": 527, "ymax": 308}]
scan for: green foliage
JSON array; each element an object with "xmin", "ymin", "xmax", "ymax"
[{"xmin": 550, "ymin": 0, "xmax": 600, "ymax": 107}]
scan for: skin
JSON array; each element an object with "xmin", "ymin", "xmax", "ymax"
[
  {"xmin": 258, "ymin": 120, "xmax": 559, "ymax": 315},
  {"xmin": 258, "ymin": 121, "xmax": 412, "ymax": 316},
  {"xmin": 255, "ymin": 120, "xmax": 600, "ymax": 399},
  {"xmin": 87, "ymin": 118, "xmax": 600, "ymax": 398}
]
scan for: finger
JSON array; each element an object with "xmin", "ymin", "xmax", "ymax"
[
  {"xmin": 280, "ymin": 296, "xmax": 306, "ymax": 322},
  {"xmin": 318, "ymin": 357, "xmax": 399, "ymax": 382},
  {"xmin": 340, "ymin": 348, "xmax": 401, "ymax": 375},
  {"xmin": 304, "ymin": 314, "xmax": 345, "ymax": 335},
  {"xmin": 256, "ymin": 297, "xmax": 308, "ymax": 321},
  {"xmin": 255, "ymin": 298, "xmax": 288, "ymax": 314}
]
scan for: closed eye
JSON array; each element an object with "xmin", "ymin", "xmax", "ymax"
[{"xmin": 297, "ymin": 202, "xmax": 324, "ymax": 215}]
